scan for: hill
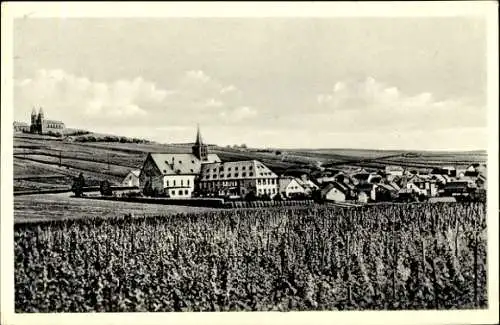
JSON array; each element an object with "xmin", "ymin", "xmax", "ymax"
[{"xmin": 13, "ymin": 133, "xmax": 487, "ymax": 193}]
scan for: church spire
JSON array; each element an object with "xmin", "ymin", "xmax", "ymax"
[
  {"xmin": 195, "ymin": 123, "xmax": 203, "ymax": 145},
  {"xmin": 192, "ymin": 124, "xmax": 208, "ymax": 161}
]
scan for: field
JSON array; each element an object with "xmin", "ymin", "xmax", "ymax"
[
  {"xmin": 13, "ymin": 134, "xmax": 487, "ymax": 192},
  {"xmin": 14, "ymin": 202, "xmax": 487, "ymax": 312},
  {"xmin": 14, "ymin": 193, "xmax": 217, "ymax": 223}
]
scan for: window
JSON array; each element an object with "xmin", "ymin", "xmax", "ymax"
[
  {"xmin": 166, "ymin": 180, "xmax": 169, "ymax": 187},
  {"xmin": 272, "ymin": 188, "xmax": 276, "ymax": 194},
  {"xmin": 249, "ymin": 166, "xmax": 253, "ymax": 170},
  {"xmin": 163, "ymin": 170, "xmax": 167, "ymax": 173},
  {"xmin": 190, "ymin": 169, "xmax": 194, "ymax": 173},
  {"xmin": 235, "ymin": 166, "xmax": 238, "ymax": 171},
  {"xmin": 228, "ymin": 167, "xmax": 232, "ymax": 171},
  {"xmin": 171, "ymin": 190, "xmax": 175, "ymax": 196},
  {"xmin": 178, "ymin": 190, "xmax": 182, "ymax": 195},
  {"xmin": 242, "ymin": 166, "xmax": 246, "ymax": 170},
  {"xmin": 235, "ymin": 173, "xmax": 239, "ymax": 177},
  {"xmin": 173, "ymin": 180, "xmax": 176, "ymax": 186},
  {"xmin": 242, "ymin": 172, "xmax": 246, "ymax": 177},
  {"xmin": 192, "ymin": 160, "xmax": 195, "ymax": 164},
  {"xmin": 187, "ymin": 179, "xmax": 190, "ymax": 185},
  {"xmin": 179, "ymin": 160, "xmax": 182, "ymax": 164},
  {"xmin": 185, "ymin": 190, "xmax": 188, "ymax": 195},
  {"xmin": 249, "ymin": 172, "xmax": 253, "ymax": 177},
  {"xmin": 181, "ymin": 180, "xmax": 184, "ymax": 186},
  {"xmin": 228, "ymin": 174, "xmax": 232, "ymax": 178},
  {"xmin": 258, "ymin": 179, "xmax": 261, "ymax": 185},
  {"xmin": 213, "ymin": 174, "xmax": 217, "ymax": 178}
]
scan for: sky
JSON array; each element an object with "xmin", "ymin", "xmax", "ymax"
[{"xmin": 13, "ymin": 17, "xmax": 489, "ymax": 150}]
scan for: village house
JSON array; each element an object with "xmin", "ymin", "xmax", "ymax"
[
  {"xmin": 375, "ymin": 183, "xmax": 399, "ymax": 201},
  {"xmin": 199, "ymin": 160, "xmax": 278, "ymax": 199},
  {"xmin": 402, "ymin": 175, "xmax": 439, "ymax": 197},
  {"xmin": 356, "ymin": 183, "xmax": 376, "ymax": 203},
  {"xmin": 385, "ymin": 165, "xmax": 404, "ymax": 178},
  {"xmin": 122, "ymin": 169, "xmax": 141, "ymax": 187},
  {"xmin": 321, "ymin": 181, "xmax": 350, "ymax": 202},
  {"xmin": 431, "ymin": 166, "xmax": 457, "ymax": 177},
  {"xmin": 441, "ymin": 180, "xmax": 476, "ymax": 198},
  {"xmin": 295, "ymin": 175, "xmax": 319, "ymax": 194},
  {"xmin": 279, "ymin": 176, "xmax": 308, "ymax": 198},
  {"xmin": 139, "ymin": 127, "xmax": 221, "ymax": 198}
]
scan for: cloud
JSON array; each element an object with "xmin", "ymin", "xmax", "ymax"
[
  {"xmin": 14, "ymin": 69, "xmax": 257, "ymax": 128},
  {"xmin": 219, "ymin": 106, "xmax": 257, "ymax": 122},
  {"xmin": 314, "ymin": 76, "xmax": 486, "ymax": 132}
]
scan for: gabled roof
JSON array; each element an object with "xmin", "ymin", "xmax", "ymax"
[
  {"xmin": 148, "ymin": 153, "xmax": 221, "ymax": 175},
  {"xmin": 377, "ymin": 183, "xmax": 398, "ymax": 192},
  {"xmin": 321, "ymin": 181, "xmax": 349, "ymax": 197},
  {"xmin": 200, "ymin": 160, "xmax": 277, "ymax": 180}
]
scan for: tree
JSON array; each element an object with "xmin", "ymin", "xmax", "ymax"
[
  {"xmin": 99, "ymin": 180, "xmax": 113, "ymax": 196},
  {"xmin": 245, "ymin": 191, "xmax": 257, "ymax": 202},
  {"xmin": 71, "ymin": 173, "xmax": 86, "ymax": 197},
  {"xmin": 273, "ymin": 193, "xmax": 284, "ymax": 201},
  {"xmin": 143, "ymin": 180, "xmax": 153, "ymax": 197},
  {"xmin": 311, "ymin": 189, "xmax": 324, "ymax": 203}
]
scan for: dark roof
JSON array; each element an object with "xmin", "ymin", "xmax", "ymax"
[
  {"xmin": 321, "ymin": 181, "xmax": 350, "ymax": 196},
  {"xmin": 443, "ymin": 181, "xmax": 470, "ymax": 190},
  {"xmin": 356, "ymin": 183, "xmax": 374, "ymax": 192},
  {"xmin": 149, "ymin": 153, "xmax": 221, "ymax": 175},
  {"xmin": 353, "ymin": 173, "xmax": 370, "ymax": 181}
]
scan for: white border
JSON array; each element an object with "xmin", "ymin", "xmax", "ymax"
[{"xmin": 1, "ymin": 2, "xmax": 498, "ymax": 325}]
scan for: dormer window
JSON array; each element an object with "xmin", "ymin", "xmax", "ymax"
[{"xmin": 179, "ymin": 160, "xmax": 182, "ymax": 164}]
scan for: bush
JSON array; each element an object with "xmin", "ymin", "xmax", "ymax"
[{"xmin": 99, "ymin": 180, "xmax": 113, "ymax": 196}]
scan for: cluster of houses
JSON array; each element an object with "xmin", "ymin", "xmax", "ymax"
[{"xmin": 121, "ymin": 127, "xmax": 487, "ymax": 203}]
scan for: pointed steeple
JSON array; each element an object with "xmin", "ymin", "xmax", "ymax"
[
  {"xmin": 31, "ymin": 106, "xmax": 37, "ymax": 116},
  {"xmin": 38, "ymin": 106, "xmax": 44, "ymax": 118},
  {"xmin": 192, "ymin": 124, "xmax": 208, "ymax": 161},
  {"xmin": 195, "ymin": 124, "xmax": 203, "ymax": 145}
]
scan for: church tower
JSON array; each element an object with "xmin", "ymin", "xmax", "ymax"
[
  {"xmin": 192, "ymin": 124, "xmax": 208, "ymax": 161},
  {"xmin": 30, "ymin": 107, "xmax": 37, "ymax": 133},
  {"xmin": 37, "ymin": 107, "xmax": 45, "ymax": 134}
]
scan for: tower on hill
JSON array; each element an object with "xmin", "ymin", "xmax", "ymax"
[{"xmin": 192, "ymin": 124, "xmax": 208, "ymax": 161}]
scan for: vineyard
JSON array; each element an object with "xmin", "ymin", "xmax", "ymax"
[{"xmin": 14, "ymin": 203, "xmax": 487, "ymax": 312}]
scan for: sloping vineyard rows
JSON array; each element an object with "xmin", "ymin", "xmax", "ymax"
[{"xmin": 14, "ymin": 203, "xmax": 487, "ymax": 312}]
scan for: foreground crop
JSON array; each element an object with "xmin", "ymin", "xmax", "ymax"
[{"xmin": 14, "ymin": 203, "xmax": 487, "ymax": 312}]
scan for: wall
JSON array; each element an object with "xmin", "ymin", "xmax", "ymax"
[
  {"xmin": 163, "ymin": 174, "xmax": 196, "ymax": 198},
  {"xmin": 325, "ymin": 188, "xmax": 346, "ymax": 202}
]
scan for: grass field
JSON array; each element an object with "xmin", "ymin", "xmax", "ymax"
[
  {"xmin": 14, "ymin": 202, "xmax": 487, "ymax": 312},
  {"xmin": 14, "ymin": 193, "xmax": 217, "ymax": 223}
]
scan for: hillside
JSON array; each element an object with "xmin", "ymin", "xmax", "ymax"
[{"xmin": 13, "ymin": 133, "xmax": 487, "ymax": 192}]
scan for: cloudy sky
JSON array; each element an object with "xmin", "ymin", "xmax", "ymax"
[{"xmin": 13, "ymin": 17, "xmax": 488, "ymax": 150}]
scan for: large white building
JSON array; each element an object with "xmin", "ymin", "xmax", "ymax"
[
  {"xmin": 139, "ymin": 127, "xmax": 221, "ymax": 198},
  {"xmin": 199, "ymin": 160, "xmax": 278, "ymax": 198}
]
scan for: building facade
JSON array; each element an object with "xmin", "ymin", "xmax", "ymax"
[
  {"xmin": 139, "ymin": 127, "xmax": 221, "ymax": 198},
  {"xmin": 279, "ymin": 177, "xmax": 307, "ymax": 198},
  {"xmin": 30, "ymin": 107, "xmax": 65, "ymax": 134},
  {"xmin": 199, "ymin": 160, "xmax": 278, "ymax": 198},
  {"xmin": 122, "ymin": 169, "xmax": 141, "ymax": 187}
]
